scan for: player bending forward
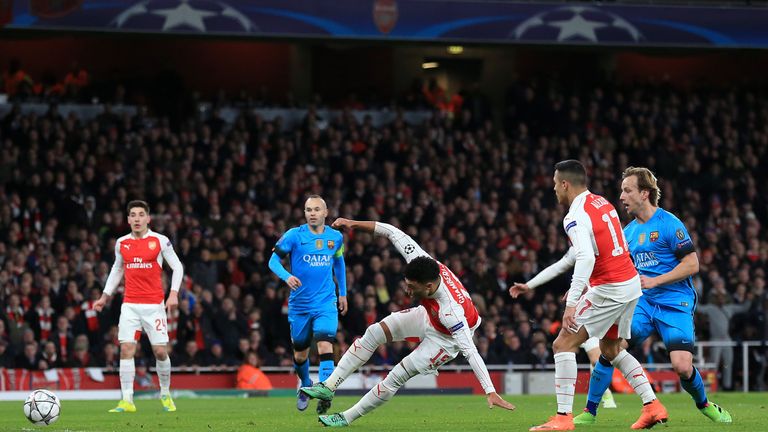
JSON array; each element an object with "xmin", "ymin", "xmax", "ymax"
[
  {"xmin": 510, "ymin": 160, "xmax": 667, "ymax": 431},
  {"xmin": 94, "ymin": 200, "xmax": 183, "ymax": 413},
  {"xmin": 300, "ymin": 218, "xmax": 515, "ymax": 427}
]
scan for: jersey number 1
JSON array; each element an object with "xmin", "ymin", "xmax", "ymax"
[{"xmin": 601, "ymin": 210, "xmax": 628, "ymax": 256}]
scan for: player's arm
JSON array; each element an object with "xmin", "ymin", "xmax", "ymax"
[
  {"xmin": 510, "ymin": 248, "xmax": 575, "ymax": 298},
  {"xmin": 95, "ymin": 240, "xmax": 124, "ymax": 312},
  {"xmin": 161, "ymin": 238, "xmax": 184, "ymax": 312},
  {"xmin": 441, "ymin": 303, "xmax": 515, "ymax": 410},
  {"xmin": 561, "ymin": 217, "xmax": 596, "ymax": 333},
  {"xmin": 268, "ymin": 230, "xmax": 301, "ymax": 289},
  {"xmin": 640, "ymin": 221, "xmax": 698, "ymax": 290},
  {"xmin": 333, "ymin": 240, "xmax": 348, "ymax": 315},
  {"xmin": 331, "ymin": 218, "xmax": 429, "ymax": 263}
]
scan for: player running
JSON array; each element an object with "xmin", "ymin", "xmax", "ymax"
[
  {"xmin": 94, "ymin": 200, "xmax": 183, "ymax": 413},
  {"xmin": 574, "ymin": 166, "xmax": 732, "ymax": 425},
  {"xmin": 268, "ymin": 195, "xmax": 348, "ymax": 414},
  {"xmin": 510, "ymin": 160, "xmax": 668, "ymax": 431},
  {"xmin": 299, "ymin": 218, "xmax": 515, "ymax": 427}
]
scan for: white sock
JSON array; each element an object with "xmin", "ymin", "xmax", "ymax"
[
  {"xmin": 325, "ymin": 324, "xmax": 386, "ymax": 391},
  {"xmin": 343, "ymin": 362, "xmax": 415, "ymax": 423},
  {"xmin": 156, "ymin": 357, "xmax": 171, "ymax": 396},
  {"xmin": 554, "ymin": 352, "xmax": 577, "ymax": 414},
  {"xmin": 119, "ymin": 358, "xmax": 135, "ymax": 403},
  {"xmin": 611, "ymin": 350, "xmax": 655, "ymax": 404}
]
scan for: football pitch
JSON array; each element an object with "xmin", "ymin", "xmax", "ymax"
[{"xmin": 0, "ymin": 393, "xmax": 764, "ymax": 432}]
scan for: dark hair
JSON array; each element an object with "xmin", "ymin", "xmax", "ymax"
[
  {"xmin": 404, "ymin": 256, "xmax": 440, "ymax": 284},
  {"xmin": 126, "ymin": 200, "xmax": 150, "ymax": 214},
  {"xmin": 554, "ymin": 159, "xmax": 587, "ymax": 187}
]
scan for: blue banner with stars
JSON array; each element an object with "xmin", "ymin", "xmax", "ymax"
[{"xmin": 3, "ymin": 1, "xmax": 768, "ymax": 48}]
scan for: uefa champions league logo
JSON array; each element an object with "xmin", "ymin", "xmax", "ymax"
[
  {"xmin": 512, "ymin": 6, "xmax": 642, "ymax": 43},
  {"xmin": 112, "ymin": 0, "xmax": 257, "ymax": 33}
]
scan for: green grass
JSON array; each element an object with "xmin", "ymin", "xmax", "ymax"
[{"xmin": 1, "ymin": 393, "xmax": 765, "ymax": 432}]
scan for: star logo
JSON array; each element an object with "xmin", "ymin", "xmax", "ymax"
[
  {"xmin": 512, "ymin": 6, "xmax": 643, "ymax": 43},
  {"xmin": 153, "ymin": 0, "xmax": 215, "ymax": 32},
  {"xmin": 112, "ymin": 0, "xmax": 257, "ymax": 33}
]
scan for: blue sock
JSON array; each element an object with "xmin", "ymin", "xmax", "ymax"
[
  {"xmin": 294, "ymin": 357, "xmax": 312, "ymax": 388},
  {"xmin": 680, "ymin": 367, "xmax": 708, "ymax": 409},
  {"xmin": 319, "ymin": 353, "xmax": 335, "ymax": 383},
  {"xmin": 586, "ymin": 356, "xmax": 615, "ymax": 416}
]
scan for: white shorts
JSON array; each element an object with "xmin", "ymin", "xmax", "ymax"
[
  {"xmin": 118, "ymin": 303, "xmax": 169, "ymax": 345},
  {"xmin": 575, "ymin": 279, "xmax": 640, "ymax": 340},
  {"xmin": 580, "ymin": 336, "xmax": 600, "ymax": 352},
  {"xmin": 379, "ymin": 305, "xmax": 478, "ymax": 375}
]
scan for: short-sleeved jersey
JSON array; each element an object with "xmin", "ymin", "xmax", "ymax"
[
  {"xmin": 624, "ymin": 208, "xmax": 697, "ymax": 311},
  {"xmin": 116, "ymin": 230, "xmax": 174, "ymax": 304},
  {"xmin": 274, "ymin": 224, "xmax": 344, "ymax": 313},
  {"xmin": 564, "ymin": 191, "xmax": 639, "ymax": 301}
]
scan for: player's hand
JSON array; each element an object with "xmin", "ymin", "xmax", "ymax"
[
  {"xmin": 338, "ymin": 295, "xmax": 348, "ymax": 316},
  {"xmin": 640, "ymin": 276, "xmax": 658, "ymax": 289},
  {"xmin": 166, "ymin": 291, "xmax": 179, "ymax": 314},
  {"xmin": 93, "ymin": 294, "xmax": 108, "ymax": 312},
  {"xmin": 331, "ymin": 218, "xmax": 354, "ymax": 230},
  {"xmin": 562, "ymin": 306, "xmax": 578, "ymax": 333},
  {"xmin": 286, "ymin": 275, "xmax": 302, "ymax": 290},
  {"xmin": 509, "ymin": 283, "xmax": 530, "ymax": 299},
  {"xmin": 486, "ymin": 392, "xmax": 516, "ymax": 411}
]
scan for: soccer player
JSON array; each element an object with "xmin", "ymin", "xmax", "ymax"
[
  {"xmin": 574, "ymin": 167, "xmax": 732, "ymax": 424},
  {"xmin": 93, "ymin": 200, "xmax": 183, "ymax": 413},
  {"xmin": 510, "ymin": 160, "xmax": 668, "ymax": 431},
  {"xmin": 581, "ymin": 337, "xmax": 617, "ymax": 409},
  {"xmin": 299, "ymin": 218, "xmax": 515, "ymax": 428},
  {"xmin": 268, "ymin": 195, "xmax": 348, "ymax": 414}
]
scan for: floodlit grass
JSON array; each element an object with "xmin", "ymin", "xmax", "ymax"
[{"xmin": 0, "ymin": 392, "xmax": 764, "ymax": 431}]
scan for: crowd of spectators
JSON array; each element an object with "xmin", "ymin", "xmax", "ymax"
[{"xmin": 1, "ymin": 79, "xmax": 767, "ymax": 390}]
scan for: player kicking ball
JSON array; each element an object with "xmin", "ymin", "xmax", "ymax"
[{"xmin": 300, "ymin": 218, "xmax": 515, "ymax": 427}]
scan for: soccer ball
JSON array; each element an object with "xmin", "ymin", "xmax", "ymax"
[{"xmin": 23, "ymin": 389, "xmax": 61, "ymax": 426}]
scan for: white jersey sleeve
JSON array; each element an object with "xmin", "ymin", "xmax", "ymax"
[
  {"xmin": 374, "ymin": 222, "xmax": 430, "ymax": 263},
  {"xmin": 526, "ymin": 248, "xmax": 576, "ymax": 289},
  {"xmin": 563, "ymin": 211, "xmax": 596, "ymax": 308},
  {"xmin": 103, "ymin": 237, "xmax": 125, "ymax": 296},
  {"xmin": 158, "ymin": 234, "xmax": 184, "ymax": 292},
  {"xmin": 437, "ymin": 295, "xmax": 496, "ymax": 394}
]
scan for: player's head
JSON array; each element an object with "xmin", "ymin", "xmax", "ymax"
[
  {"xmin": 304, "ymin": 195, "xmax": 328, "ymax": 229},
  {"xmin": 553, "ymin": 160, "xmax": 588, "ymax": 205},
  {"xmin": 126, "ymin": 200, "xmax": 150, "ymax": 236},
  {"xmin": 403, "ymin": 256, "xmax": 440, "ymax": 298},
  {"xmin": 620, "ymin": 166, "xmax": 660, "ymax": 217}
]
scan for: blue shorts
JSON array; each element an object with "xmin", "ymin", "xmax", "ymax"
[
  {"xmin": 288, "ymin": 305, "xmax": 338, "ymax": 351},
  {"xmin": 628, "ymin": 295, "xmax": 696, "ymax": 353}
]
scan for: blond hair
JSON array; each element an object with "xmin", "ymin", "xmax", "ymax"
[{"xmin": 622, "ymin": 166, "xmax": 661, "ymax": 206}]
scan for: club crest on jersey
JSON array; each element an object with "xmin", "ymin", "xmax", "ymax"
[
  {"xmin": 649, "ymin": 231, "xmax": 659, "ymax": 242},
  {"xmin": 315, "ymin": 239, "xmax": 323, "ymax": 250},
  {"xmin": 676, "ymin": 229, "xmax": 685, "ymax": 240},
  {"xmin": 638, "ymin": 233, "xmax": 646, "ymax": 245},
  {"xmin": 148, "ymin": 240, "xmax": 157, "ymax": 250},
  {"xmin": 327, "ymin": 240, "xmax": 335, "ymax": 250}
]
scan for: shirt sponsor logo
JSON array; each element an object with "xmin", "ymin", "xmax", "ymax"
[
  {"xmin": 638, "ymin": 233, "xmax": 646, "ymax": 245},
  {"xmin": 302, "ymin": 254, "xmax": 333, "ymax": 267},
  {"xmin": 633, "ymin": 251, "xmax": 659, "ymax": 268},
  {"xmin": 649, "ymin": 231, "xmax": 659, "ymax": 242},
  {"xmin": 126, "ymin": 262, "xmax": 154, "ymax": 269}
]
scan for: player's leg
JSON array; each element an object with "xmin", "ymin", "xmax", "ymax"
[
  {"xmin": 289, "ymin": 312, "xmax": 313, "ymax": 411},
  {"xmin": 142, "ymin": 303, "xmax": 175, "ymax": 412},
  {"xmin": 577, "ymin": 296, "xmax": 653, "ymax": 423},
  {"xmin": 308, "ymin": 306, "xmax": 426, "ymax": 397},
  {"xmin": 328, "ymin": 336, "xmax": 452, "ymax": 426},
  {"xmin": 313, "ymin": 306, "xmax": 339, "ymax": 414},
  {"xmin": 656, "ymin": 307, "xmax": 732, "ymax": 422},
  {"xmin": 530, "ymin": 322, "xmax": 589, "ymax": 431},
  {"xmin": 600, "ymin": 299, "xmax": 667, "ymax": 430},
  {"xmin": 111, "ymin": 304, "xmax": 140, "ymax": 413},
  {"xmin": 583, "ymin": 337, "xmax": 616, "ymax": 409}
]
